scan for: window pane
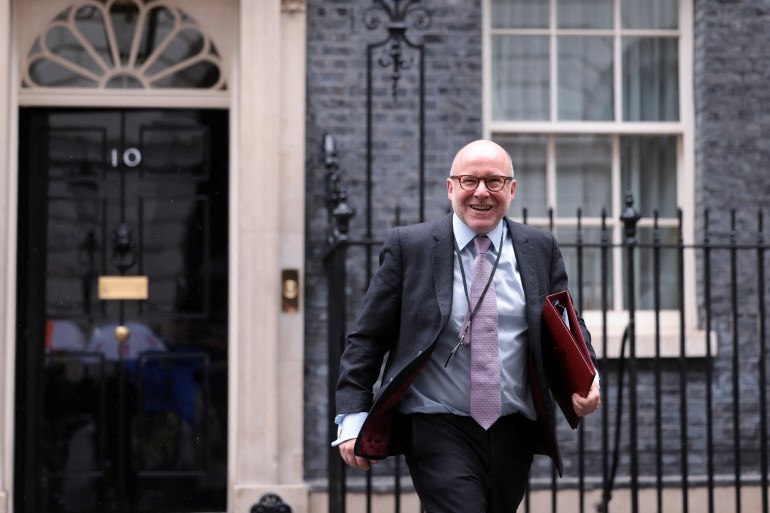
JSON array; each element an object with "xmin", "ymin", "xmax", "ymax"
[
  {"xmin": 138, "ymin": 7, "xmax": 177, "ymax": 67},
  {"xmin": 491, "ymin": 0, "xmax": 548, "ymax": 28},
  {"xmin": 152, "ymin": 62, "xmax": 221, "ymax": 88},
  {"xmin": 627, "ymin": 227, "xmax": 680, "ymax": 310},
  {"xmin": 45, "ymin": 25, "xmax": 102, "ymax": 75},
  {"xmin": 146, "ymin": 28, "xmax": 206, "ymax": 76},
  {"xmin": 621, "ymin": 135, "xmax": 678, "ymax": 218},
  {"xmin": 74, "ymin": 7, "xmax": 112, "ymax": 68},
  {"xmin": 29, "ymin": 59, "xmax": 99, "ymax": 88},
  {"xmin": 109, "ymin": 3, "xmax": 141, "ymax": 66},
  {"xmin": 494, "ymin": 134, "xmax": 548, "ymax": 219},
  {"xmin": 623, "ymin": 37, "xmax": 679, "ymax": 121},
  {"xmin": 492, "ymin": 36, "xmax": 550, "ymax": 120},
  {"xmin": 555, "ymin": 135, "xmax": 612, "ymax": 217},
  {"xmin": 622, "ymin": 0, "xmax": 678, "ymax": 29},
  {"xmin": 556, "ymin": 227, "xmax": 614, "ymax": 310},
  {"xmin": 558, "ymin": 0, "xmax": 613, "ymax": 29},
  {"xmin": 558, "ymin": 37, "xmax": 614, "ymax": 120}
]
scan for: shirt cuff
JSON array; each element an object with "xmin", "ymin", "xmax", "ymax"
[{"xmin": 330, "ymin": 412, "xmax": 368, "ymax": 447}]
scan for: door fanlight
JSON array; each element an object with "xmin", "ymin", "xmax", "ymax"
[{"xmin": 23, "ymin": 0, "xmax": 225, "ymax": 90}]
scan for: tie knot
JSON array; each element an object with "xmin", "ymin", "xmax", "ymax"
[{"xmin": 474, "ymin": 235, "xmax": 491, "ymax": 255}]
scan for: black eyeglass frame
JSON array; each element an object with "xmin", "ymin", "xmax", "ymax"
[{"xmin": 449, "ymin": 175, "xmax": 514, "ymax": 192}]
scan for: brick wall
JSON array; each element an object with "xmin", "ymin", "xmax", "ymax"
[
  {"xmin": 692, "ymin": 0, "xmax": 770, "ymax": 487},
  {"xmin": 694, "ymin": 0, "xmax": 770, "ymax": 215}
]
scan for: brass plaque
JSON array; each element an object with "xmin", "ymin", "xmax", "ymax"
[{"xmin": 98, "ymin": 276, "xmax": 149, "ymax": 300}]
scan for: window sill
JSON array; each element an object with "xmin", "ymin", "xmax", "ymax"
[{"xmin": 581, "ymin": 310, "xmax": 717, "ymax": 359}]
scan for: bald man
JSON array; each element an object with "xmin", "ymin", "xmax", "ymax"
[{"xmin": 334, "ymin": 140, "xmax": 600, "ymax": 513}]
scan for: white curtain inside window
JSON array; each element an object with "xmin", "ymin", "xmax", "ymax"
[
  {"xmin": 621, "ymin": 135, "xmax": 679, "ymax": 309},
  {"xmin": 558, "ymin": 36, "xmax": 614, "ymax": 120},
  {"xmin": 623, "ymin": 37, "xmax": 680, "ymax": 121},
  {"xmin": 494, "ymin": 134, "xmax": 548, "ymax": 219},
  {"xmin": 555, "ymin": 135, "xmax": 612, "ymax": 217},
  {"xmin": 629, "ymin": 227, "xmax": 681, "ymax": 310},
  {"xmin": 557, "ymin": 227, "xmax": 614, "ymax": 310},
  {"xmin": 621, "ymin": 135, "xmax": 678, "ymax": 217},
  {"xmin": 492, "ymin": 36, "xmax": 550, "ymax": 120}
]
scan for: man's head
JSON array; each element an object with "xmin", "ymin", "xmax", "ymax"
[{"xmin": 447, "ymin": 140, "xmax": 516, "ymax": 234}]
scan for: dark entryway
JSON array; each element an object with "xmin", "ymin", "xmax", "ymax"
[{"xmin": 15, "ymin": 109, "xmax": 229, "ymax": 513}]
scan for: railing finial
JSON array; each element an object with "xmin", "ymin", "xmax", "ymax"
[
  {"xmin": 324, "ymin": 134, "xmax": 355, "ymax": 244},
  {"xmin": 620, "ymin": 192, "xmax": 641, "ymax": 246}
]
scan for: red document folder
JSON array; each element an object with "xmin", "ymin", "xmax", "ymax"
[{"xmin": 541, "ymin": 290, "xmax": 596, "ymax": 429}]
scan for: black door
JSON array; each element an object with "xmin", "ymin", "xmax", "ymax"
[{"xmin": 16, "ymin": 109, "xmax": 228, "ymax": 513}]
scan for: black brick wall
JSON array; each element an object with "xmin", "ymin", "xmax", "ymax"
[
  {"xmin": 691, "ymin": 0, "xmax": 770, "ymax": 488},
  {"xmin": 695, "ymin": 0, "xmax": 770, "ymax": 212}
]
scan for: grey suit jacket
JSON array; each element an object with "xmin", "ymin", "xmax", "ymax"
[{"xmin": 335, "ymin": 213, "xmax": 595, "ymax": 475}]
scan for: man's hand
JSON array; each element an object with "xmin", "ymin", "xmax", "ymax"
[
  {"xmin": 338, "ymin": 439, "xmax": 375, "ymax": 470},
  {"xmin": 572, "ymin": 381, "xmax": 601, "ymax": 417}
]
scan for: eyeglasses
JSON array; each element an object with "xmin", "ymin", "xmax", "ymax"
[{"xmin": 449, "ymin": 175, "xmax": 513, "ymax": 192}]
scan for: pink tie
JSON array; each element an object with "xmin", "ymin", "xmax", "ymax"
[{"xmin": 469, "ymin": 236, "xmax": 502, "ymax": 430}]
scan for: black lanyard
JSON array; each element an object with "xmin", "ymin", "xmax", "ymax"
[{"xmin": 444, "ymin": 228, "xmax": 505, "ymax": 367}]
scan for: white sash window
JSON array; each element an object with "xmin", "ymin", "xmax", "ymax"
[{"xmin": 485, "ymin": 0, "xmax": 700, "ymax": 356}]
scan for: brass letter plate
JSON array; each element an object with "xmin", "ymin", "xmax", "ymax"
[{"xmin": 98, "ymin": 276, "xmax": 149, "ymax": 300}]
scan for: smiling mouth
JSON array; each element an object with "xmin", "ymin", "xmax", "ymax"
[{"xmin": 471, "ymin": 205, "xmax": 492, "ymax": 212}]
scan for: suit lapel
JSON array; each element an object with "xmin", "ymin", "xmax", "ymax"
[
  {"xmin": 432, "ymin": 214, "xmax": 455, "ymax": 323},
  {"xmin": 507, "ymin": 219, "xmax": 545, "ymax": 355},
  {"xmin": 507, "ymin": 219, "xmax": 539, "ymax": 301}
]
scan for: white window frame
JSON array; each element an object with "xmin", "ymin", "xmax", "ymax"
[{"xmin": 482, "ymin": 0, "xmax": 712, "ymax": 358}]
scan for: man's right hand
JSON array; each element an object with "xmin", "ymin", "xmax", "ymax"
[{"xmin": 339, "ymin": 438, "xmax": 375, "ymax": 470}]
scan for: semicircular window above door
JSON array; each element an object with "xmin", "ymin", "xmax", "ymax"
[{"xmin": 22, "ymin": 0, "xmax": 226, "ymax": 90}]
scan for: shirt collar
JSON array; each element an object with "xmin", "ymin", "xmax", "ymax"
[{"xmin": 452, "ymin": 213, "xmax": 506, "ymax": 253}]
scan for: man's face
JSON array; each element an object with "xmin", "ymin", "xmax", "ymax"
[{"xmin": 447, "ymin": 141, "xmax": 516, "ymax": 234}]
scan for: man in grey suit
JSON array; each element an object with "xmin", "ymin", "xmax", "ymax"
[{"xmin": 334, "ymin": 140, "xmax": 601, "ymax": 513}]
